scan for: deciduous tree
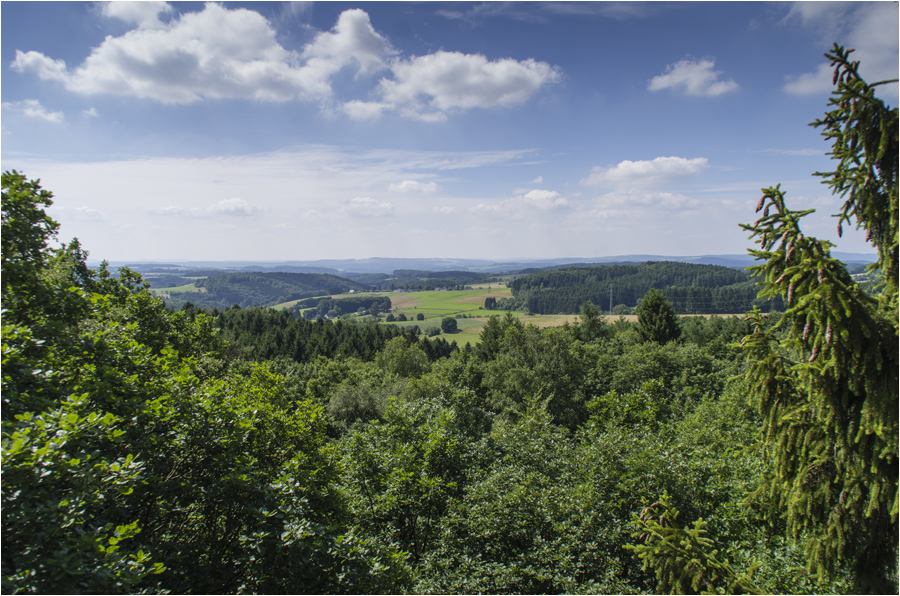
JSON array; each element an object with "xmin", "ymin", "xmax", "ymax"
[{"xmin": 440, "ymin": 316, "xmax": 458, "ymax": 334}]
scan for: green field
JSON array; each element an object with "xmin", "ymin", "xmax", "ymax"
[
  {"xmin": 365, "ymin": 285, "xmax": 585, "ymax": 345},
  {"xmin": 385, "ymin": 286, "xmax": 511, "ymax": 318},
  {"xmin": 152, "ymin": 283, "xmax": 202, "ymax": 298}
]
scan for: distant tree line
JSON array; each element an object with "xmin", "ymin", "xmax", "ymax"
[
  {"xmin": 286, "ymin": 296, "xmax": 392, "ymax": 319},
  {"xmin": 199, "ymin": 272, "xmax": 364, "ymax": 306},
  {"xmin": 508, "ymin": 262, "xmax": 784, "ymax": 314},
  {"xmin": 196, "ymin": 304, "xmax": 459, "ymax": 364},
  {"xmin": 483, "ymin": 296, "xmax": 527, "ymax": 312},
  {"xmin": 344, "ymin": 270, "xmax": 496, "ymax": 291},
  {"xmin": 163, "ymin": 272, "xmax": 365, "ymax": 309}
]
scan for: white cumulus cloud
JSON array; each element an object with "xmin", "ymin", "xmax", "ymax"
[
  {"xmin": 301, "ymin": 8, "xmax": 394, "ymax": 78},
  {"xmin": 471, "ymin": 188, "xmax": 569, "ymax": 217},
  {"xmin": 10, "ymin": 51, "xmax": 68, "ymax": 81},
  {"xmin": 378, "ymin": 51, "xmax": 561, "ymax": 119},
  {"xmin": 389, "ymin": 180, "xmax": 438, "ymax": 193},
  {"xmin": 10, "ymin": 5, "xmax": 557, "ymax": 121},
  {"xmin": 648, "ymin": 58, "xmax": 738, "ymax": 96},
  {"xmin": 1, "ymin": 99, "xmax": 64, "ymax": 123},
  {"xmin": 582, "ymin": 156, "xmax": 709, "ymax": 187},
  {"xmin": 522, "ymin": 189, "xmax": 568, "ymax": 209},
  {"xmin": 343, "ymin": 100, "xmax": 392, "ymax": 120},
  {"xmin": 11, "ymin": 5, "xmax": 390, "ymax": 104},
  {"xmin": 102, "ymin": 1, "xmax": 173, "ymax": 29}
]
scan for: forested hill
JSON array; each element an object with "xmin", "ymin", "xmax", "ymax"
[
  {"xmin": 345, "ymin": 269, "xmax": 494, "ymax": 291},
  {"xmin": 509, "ymin": 261, "xmax": 783, "ymax": 314},
  {"xmin": 189, "ymin": 272, "xmax": 367, "ymax": 308}
]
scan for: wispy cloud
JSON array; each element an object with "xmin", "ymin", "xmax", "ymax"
[
  {"xmin": 343, "ymin": 197, "xmax": 394, "ymax": 217},
  {"xmin": 436, "ymin": 1, "xmax": 658, "ymax": 25},
  {"xmin": 588, "ymin": 189, "xmax": 701, "ymax": 220},
  {"xmin": 758, "ymin": 148, "xmax": 822, "ymax": 157},
  {"xmin": 648, "ymin": 58, "xmax": 738, "ymax": 96},
  {"xmin": 50, "ymin": 205, "xmax": 107, "ymax": 222},
  {"xmin": 1, "ymin": 99, "xmax": 64, "ymax": 123},
  {"xmin": 782, "ymin": 2, "xmax": 899, "ymax": 97},
  {"xmin": 154, "ymin": 197, "xmax": 261, "ymax": 218}
]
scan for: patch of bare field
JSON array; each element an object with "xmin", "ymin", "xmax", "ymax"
[
  {"xmin": 454, "ymin": 289, "xmax": 512, "ymax": 305},
  {"xmin": 385, "ymin": 294, "xmax": 424, "ymax": 309}
]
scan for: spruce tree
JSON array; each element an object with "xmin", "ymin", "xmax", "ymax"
[
  {"xmin": 740, "ymin": 45, "xmax": 898, "ymax": 592},
  {"xmin": 635, "ymin": 288, "xmax": 681, "ymax": 344}
]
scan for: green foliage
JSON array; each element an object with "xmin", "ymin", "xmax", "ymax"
[
  {"xmin": 440, "ymin": 316, "xmax": 458, "ymax": 334},
  {"xmin": 612, "ymin": 303, "xmax": 634, "ymax": 315},
  {"xmin": 339, "ymin": 393, "xmax": 486, "ymax": 567},
  {"xmin": 2, "ymin": 396, "xmax": 163, "ymax": 594},
  {"xmin": 587, "ymin": 382, "xmax": 672, "ymax": 430},
  {"xmin": 635, "ymin": 288, "xmax": 682, "ymax": 344},
  {"xmin": 740, "ymin": 45, "xmax": 898, "ymax": 592},
  {"xmin": 1, "ymin": 172, "xmax": 408, "ymax": 593},
  {"xmin": 297, "ymin": 295, "xmax": 391, "ymax": 319},
  {"xmin": 812, "ymin": 44, "xmax": 898, "ymax": 303},
  {"xmin": 375, "ymin": 336, "xmax": 431, "ymax": 379},
  {"xmin": 628, "ymin": 493, "xmax": 761, "ymax": 595},
  {"xmin": 417, "ymin": 401, "xmax": 614, "ymax": 594},
  {"xmin": 1, "ymin": 171, "xmax": 60, "ymax": 326},
  {"xmin": 215, "ymin": 305, "xmax": 414, "ymax": 363},
  {"xmin": 482, "ymin": 323, "xmax": 593, "ymax": 429},
  {"xmin": 579, "ymin": 300, "xmax": 607, "ymax": 341}
]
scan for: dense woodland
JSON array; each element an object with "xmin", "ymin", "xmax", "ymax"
[
  {"xmin": 170, "ymin": 271, "xmax": 367, "ymax": 309},
  {"xmin": 507, "ymin": 262, "xmax": 783, "ymax": 315},
  {"xmin": 2, "ymin": 46, "xmax": 897, "ymax": 595},
  {"xmin": 287, "ymin": 295, "xmax": 393, "ymax": 320}
]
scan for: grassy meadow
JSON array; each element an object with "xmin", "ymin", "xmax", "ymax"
[
  {"xmin": 151, "ymin": 283, "xmax": 202, "ymax": 298},
  {"xmin": 333, "ymin": 285, "xmax": 588, "ymax": 346}
]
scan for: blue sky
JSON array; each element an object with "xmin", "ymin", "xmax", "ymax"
[{"xmin": 2, "ymin": 1, "xmax": 897, "ymax": 262}]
